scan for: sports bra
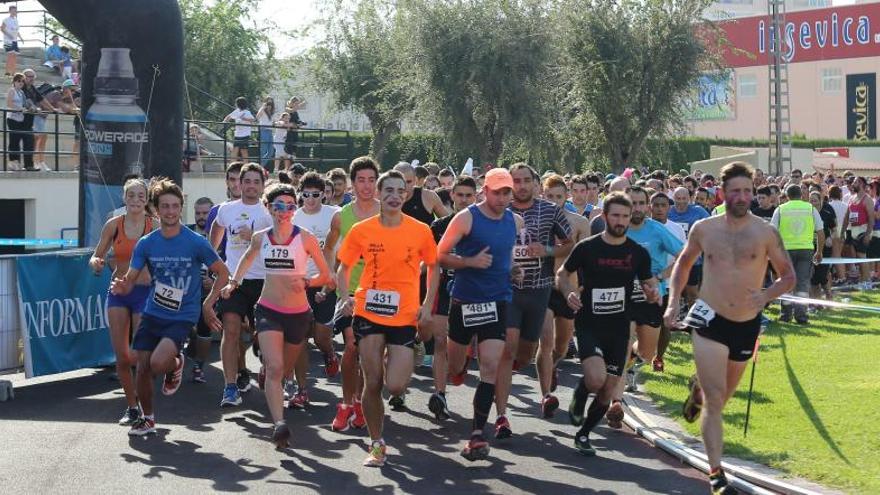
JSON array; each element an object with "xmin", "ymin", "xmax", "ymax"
[
  {"xmin": 261, "ymin": 226, "xmax": 308, "ymax": 277},
  {"xmin": 113, "ymin": 215, "xmax": 153, "ymax": 263}
]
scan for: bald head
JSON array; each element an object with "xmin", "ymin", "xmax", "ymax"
[
  {"xmin": 609, "ymin": 176, "xmax": 629, "ymax": 193},
  {"xmin": 392, "ymin": 162, "xmax": 416, "ymax": 196},
  {"xmin": 672, "ymin": 186, "xmax": 691, "ymax": 212}
]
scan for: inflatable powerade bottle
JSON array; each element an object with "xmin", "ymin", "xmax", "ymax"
[{"xmin": 82, "ymin": 47, "xmax": 149, "ymax": 246}]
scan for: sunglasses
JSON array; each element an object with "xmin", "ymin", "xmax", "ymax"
[
  {"xmin": 271, "ymin": 201, "xmax": 296, "ymax": 212},
  {"xmin": 301, "ymin": 191, "xmax": 322, "ymax": 199}
]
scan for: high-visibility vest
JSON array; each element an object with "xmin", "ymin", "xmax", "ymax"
[
  {"xmin": 712, "ymin": 204, "xmax": 726, "ymax": 216},
  {"xmin": 777, "ymin": 200, "xmax": 815, "ymax": 250}
]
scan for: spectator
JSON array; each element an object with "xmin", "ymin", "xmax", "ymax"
[
  {"xmin": 60, "ymin": 46, "xmax": 73, "ymax": 80},
  {"xmin": 272, "ymin": 112, "xmax": 292, "ymax": 172},
  {"xmin": 283, "ymin": 97, "xmax": 306, "ymax": 159},
  {"xmin": 43, "ymin": 35, "xmax": 63, "ymax": 73},
  {"xmin": 183, "ymin": 123, "xmax": 207, "ymax": 173},
  {"xmin": 6, "ymin": 73, "xmax": 35, "ymax": 170},
  {"xmin": 58, "ymin": 79, "xmax": 81, "ymax": 168},
  {"xmin": 2, "ymin": 6, "xmax": 22, "ymax": 76},
  {"xmin": 255, "ymin": 96, "xmax": 276, "ymax": 169},
  {"xmin": 223, "ymin": 96, "xmax": 255, "ymax": 159},
  {"xmin": 23, "ymin": 69, "xmax": 59, "ymax": 171}
]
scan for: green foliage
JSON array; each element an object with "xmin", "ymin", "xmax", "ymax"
[{"xmin": 179, "ymin": 0, "xmax": 279, "ymax": 122}]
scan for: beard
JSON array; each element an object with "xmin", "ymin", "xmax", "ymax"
[
  {"xmin": 196, "ymin": 219, "xmax": 206, "ymax": 229},
  {"xmin": 607, "ymin": 224, "xmax": 628, "ymax": 238},
  {"xmin": 631, "ymin": 212, "xmax": 645, "ymax": 225},
  {"xmin": 728, "ymin": 201, "xmax": 750, "ymax": 218}
]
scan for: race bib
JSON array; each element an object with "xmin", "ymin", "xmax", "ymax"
[
  {"xmin": 849, "ymin": 211, "xmax": 860, "ymax": 224},
  {"xmin": 591, "ymin": 287, "xmax": 625, "ymax": 315},
  {"xmin": 631, "ymin": 279, "xmax": 646, "ymax": 303},
  {"xmin": 683, "ymin": 299, "xmax": 716, "ymax": 328},
  {"xmin": 264, "ymin": 246, "xmax": 295, "ymax": 270},
  {"xmin": 461, "ymin": 302, "xmax": 498, "ymax": 327},
  {"xmin": 364, "ymin": 289, "xmax": 400, "ymax": 317},
  {"xmin": 513, "ymin": 245, "xmax": 540, "ymax": 270},
  {"xmin": 677, "ymin": 222, "xmax": 691, "ymax": 237},
  {"xmin": 153, "ymin": 281, "xmax": 183, "ymax": 311}
]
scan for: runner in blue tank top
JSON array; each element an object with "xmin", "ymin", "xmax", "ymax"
[{"xmin": 437, "ymin": 168, "xmax": 524, "ymax": 462}]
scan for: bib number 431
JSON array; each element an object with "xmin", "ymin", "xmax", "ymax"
[{"xmin": 365, "ymin": 289, "xmax": 400, "ymax": 317}]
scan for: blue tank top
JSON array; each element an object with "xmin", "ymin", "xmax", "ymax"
[{"xmin": 451, "ymin": 205, "xmax": 516, "ymax": 303}]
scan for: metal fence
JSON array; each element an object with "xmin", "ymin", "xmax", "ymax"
[{"xmin": 0, "ymin": 108, "xmax": 78, "ymax": 172}]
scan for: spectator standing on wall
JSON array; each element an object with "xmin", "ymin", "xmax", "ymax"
[
  {"xmin": 2, "ymin": 6, "xmax": 22, "ymax": 76},
  {"xmin": 256, "ymin": 97, "xmax": 276, "ymax": 170},
  {"xmin": 224, "ymin": 96, "xmax": 256, "ymax": 160}
]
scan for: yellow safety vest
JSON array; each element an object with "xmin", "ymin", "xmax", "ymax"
[
  {"xmin": 777, "ymin": 200, "xmax": 815, "ymax": 250},
  {"xmin": 712, "ymin": 204, "xmax": 726, "ymax": 216}
]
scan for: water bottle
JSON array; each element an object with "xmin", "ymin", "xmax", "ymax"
[{"xmin": 81, "ymin": 48, "xmax": 150, "ymax": 246}]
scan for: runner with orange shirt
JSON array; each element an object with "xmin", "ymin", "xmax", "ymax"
[{"xmin": 337, "ymin": 169, "xmax": 440, "ymax": 467}]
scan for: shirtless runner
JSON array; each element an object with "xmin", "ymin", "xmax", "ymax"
[{"xmin": 663, "ymin": 162, "xmax": 795, "ymax": 495}]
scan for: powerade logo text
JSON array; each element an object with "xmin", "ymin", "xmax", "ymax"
[
  {"xmin": 758, "ymin": 14, "xmax": 873, "ymax": 62},
  {"xmin": 83, "ymin": 128, "xmax": 149, "ymax": 143}
]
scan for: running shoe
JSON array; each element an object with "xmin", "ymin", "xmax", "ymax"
[
  {"xmin": 413, "ymin": 341, "xmax": 426, "ymax": 367},
  {"xmin": 331, "ymin": 403, "xmax": 354, "ymax": 432},
  {"xmin": 289, "ymin": 389, "xmax": 310, "ymax": 409},
  {"xmin": 272, "ymin": 422, "xmax": 291, "ymax": 448},
  {"xmin": 450, "ymin": 357, "xmax": 470, "ymax": 386},
  {"xmin": 574, "ymin": 433, "xmax": 596, "ymax": 456},
  {"xmin": 652, "ymin": 357, "xmax": 664, "ymax": 373},
  {"xmin": 461, "ymin": 434, "xmax": 490, "ymax": 462},
  {"xmin": 192, "ymin": 364, "xmax": 206, "ymax": 384},
  {"xmin": 352, "ymin": 401, "xmax": 367, "ymax": 428},
  {"xmin": 566, "ymin": 338, "xmax": 577, "ymax": 359},
  {"xmin": 283, "ymin": 379, "xmax": 296, "ymax": 400},
  {"xmin": 236, "ymin": 368, "xmax": 252, "ymax": 393},
  {"xmin": 494, "ymin": 415, "xmax": 512, "ymax": 439},
  {"xmin": 363, "ymin": 440, "xmax": 387, "ymax": 467},
  {"xmin": 541, "ymin": 394, "xmax": 560, "ymax": 418},
  {"xmin": 709, "ymin": 468, "xmax": 738, "ymax": 494},
  {"xmin": 606, "ymin": 400, "xmax": 624, "ymax": 429},
  {"xmin": 568, "ymin": 386, "xmax": 588, "ymax": 427},
  {"xmin": 682, "ymin": 374, "xmax": 703, "ymax": 423},
  {"xmin": 428, "ymin": 392, "xmax": 451, "ymax": 421},
  {"xmin": 257, "ymin": 365, "xmax": 266, "ymax": 390},
  {"xmin": 388, "ymin": 393, "xmax": 406, "ymax": 411},
  {"xmin": 128, "ymin": 417, "xmax": 156, "ymax": 436},
  {"xmin": 324, "ymin": 352, "xmax": 340, "ymax": 377},
  {"xmin": 118, "ymin": 406, "xmax": 141, "ymax": 426},
  {"xmin": 161, "ymin": 354, "xmax": 184, "ymax": 396},
  {"xmin": 421, "ymin": 354, "xmax": 433, "ymax": 368},
  {"xmin": 625, "ymin": 368, "xmax": 638, "ymax": 393},
  {"xmin": 550, "ymin": 367, "xmax": 559, "ymax": 393},
  {"xmin": 220, "ymin": 383, "xmax": 242, "ymax": 407}
]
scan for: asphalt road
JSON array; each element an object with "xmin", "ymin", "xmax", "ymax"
[{"xmin": 0, "ymin": 345, "xmax": 707, "ymax": 494}]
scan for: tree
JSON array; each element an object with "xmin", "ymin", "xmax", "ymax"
[
  {"xmin": 397, "ymin": 0, "xmax": 555, "ymax": 167},
  {"xmin": 310, "ymin": 0, "xmax": 410, "ymax": 165},
  {"xmin": 561, "ymin": 0, "xmax": 715, "ymax": 173},
  {"xmin": 179, "ymin": 0, "xmax": 280, "ymax": 122}
]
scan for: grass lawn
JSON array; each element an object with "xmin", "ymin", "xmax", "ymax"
[{"xmin": 641, "ymin": 291, "xmax": 880, "ymax": 494}]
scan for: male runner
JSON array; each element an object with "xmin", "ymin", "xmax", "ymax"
[
  {"xmin": 841, "ymin": 176, "xmax": 874, "ymax": 288},
  {"xmin": 557, "ymin": 192, "xmax": 658, "ymax": 456},
  {"xmin": 289, "ymin": 171, "xmax": 342, "ymax": 407},
  {"xmin": 186, "ymin": 196, "xmax": 215, "ymax": 384},
  {"xmin": 111, "ymin": 178, "xmax": 229, "ymax": 435},
  {"xmin": 427, "ymin": 175, "xmax": 479, "ymax": 420},
  {"xmin": 663, "ymin": 162, "xmax": 795, "ymax": 494},
  {"xmin": 210, "ymin": 163, "xmax": 273, "ymax": 406},
  {"xmin": 327, "ymin": 156, "xmax": 381, "ymax": 432},
  {"xmin": 568, "ymin": 175, "xmax": 598, "ymax": 218},
  {"xmin": 495, "ymin": 163, "xmax": 572, "ymax": 437},
  {"xmin": 540, "ymin": 174, "xmax": 591, "ymax": 417},
  {"xmin": 647, "ymin": 192, "xmax": 686, "ymax": 372},
  {"xmin": 337, "ymin": 170, "xmax": 439, "ymax": 467},
  {"xmin": 605, "ymin": 186, "xmax": 683, "ymax": 427},
  {"xmin": 438, "ymin": 168, "xmax": 523, "ymax": 461},
  {"xmin": 669, "ymin": 186, "xmax": 710, "ymax": 306}
]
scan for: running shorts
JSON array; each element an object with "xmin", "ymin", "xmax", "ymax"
[
  {"xmin": 306, "ymin": 287, "xmax": 337, "ymax": 326},
  {"xmin": 217, "ymin": 279, "xmax": 263, "ymax": 320},
  {"xmin": 506, "ymin": 287, "xmax": 552, "ymax": 342},
  {"xmin": 253, "ymin": 303, "xmax": 313, "ymax": 345},
  {"xmin": 351, "ymin": 315, "xmax": 416, "ymax": 348},
  {"xmin": 133, "ymin": 314, "xmax": 192, "ymax": 352},
  {"xmin": 548, "ymin": 288, "xmax": 575, "ymax": 320},
  {"xmin": 846, "ymin": 231, "xmax": 869, "ymax": 255},
  {"xmin": 574, "ymin": 317, "xmax": 630, "ymax": 376},
  {"xmin": 448, "ymin": 300, "xmax": 507, "ymax": 345},
  {"xmin": 107, "ymin": 284, "xmax": 150, "ymax": 314},
  {"xmin": 684, "ymin": 299, "xmax": 761, "ymax": 362}
]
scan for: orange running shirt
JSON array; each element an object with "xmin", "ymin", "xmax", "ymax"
[{"xmin": 337, "ymin": 214, "xmax": 437, "ymax": 327}]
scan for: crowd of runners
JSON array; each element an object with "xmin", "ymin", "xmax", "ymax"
[{"xmin": 92, "ymin": 155, "xmax": 879, "ymax": 495}]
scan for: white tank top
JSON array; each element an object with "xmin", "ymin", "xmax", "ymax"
[
  {"xmin": 260, "ymin": 227, "xmax": 309, "ymax": 277},
  {"xmin": 293, "ymin": 204, "xmax": 339, "ymax": 277}
]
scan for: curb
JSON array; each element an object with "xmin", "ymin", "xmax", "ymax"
[{"xmin": 622, "ymin": 390, "xmax": 843, "ymax": 495}]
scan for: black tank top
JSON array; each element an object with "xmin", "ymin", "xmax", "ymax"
[{"xmin": 403, "ymin": 186, "xmax": 435, "ymax": 225}]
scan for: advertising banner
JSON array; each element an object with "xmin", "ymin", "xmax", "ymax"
[
  {"xmin": 685, "ymin": 72, "xmax": 736, "ymax": 121},
  {"xmin": 847, "ymin": 73, "xmax": 876, "ymax": 141},
  {"xmin": 714, "ymin": 3, "xmax": 880, "ymax": 68},
  {"xmin": 16, "ymin": 251, "xmax": 115, "ymax": 377}
]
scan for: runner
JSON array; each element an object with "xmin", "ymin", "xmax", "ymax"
[
  {"xmin": 668, "ymin": 186, "xmax": 710, "ymax": 306},
  {"xmin": 110, "ymin": 178, "xmax": 229, "ymax": 436},
  {"xmin": 220, "ymin": 182, "xmax": 332, "ymax": 447},
  {"xmin": 336, "ymin": 169, "xmax": 439, "ymax": 467},
  {"xmin": 663, "ymin": 162, "xmax": 795, "ymax": 494},
  {"xmin": 540, "ymin": 174, "xmax": 590, "ymax": 417},
  {"xmin": 437, "ymin": 168, "xmax": 523, "ymax": 461},
  {"xmin": 606, "ymin": 186, "xmax": 683, "ymax": 427},
  {"xmin": 840, "ymin": 176, "xmax": 874, "ymax": 289},
  {"xmin": 557, "ymin": 192, "xmax": 657, "ymax": 456},
  {"xmin": 185, "ymin": 197, "xmax": 215, "ymax": 384},
  {"xmin": 327, "ymin": 156, "xmax": 381, "ymax": 432},
  {"xmin": 646, "ymin": 192, "xmax": 687, "ymax": 373},
  {"xmin": 210, "ymin": 163, "xmax": 273, "ymax": 407},
  {"xmin": 494, "ymin": 163, "xmax": 572, "ymax": 437},
  {"xmin": 89, "ymin": 178, "xmax": 155, "ymax": 425},
  {"xmin": 289, "ymin": 171, "xmax": 342, "ymax": 408},
  {"xmin": 427, "ymin": 175, "xmax": 479, "ymax": 420}
]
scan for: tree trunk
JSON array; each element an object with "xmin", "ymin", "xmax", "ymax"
[
  {"xmin": 479, "ymin": 115, "xmax": 504, "ymax": 169},
  {"xmin": 369, "ymin": 121, "xmax": 400, "ymax": 166}
]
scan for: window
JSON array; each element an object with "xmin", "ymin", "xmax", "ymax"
[
  {"xmin": 821, "ymin": 67, "xmax": 842, "ymax": 93},
  {"xmin": 738, "ymin": 73, "xmax": 757, "ymax": 98}
]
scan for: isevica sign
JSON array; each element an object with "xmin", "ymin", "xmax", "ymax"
[
  {"xmin": 717, "ymin": 3, "xmax": 880, "ymax": 68},
  {"xmin": 847, "ymin": 73, "xmax": 876, "ymax": 141}
]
